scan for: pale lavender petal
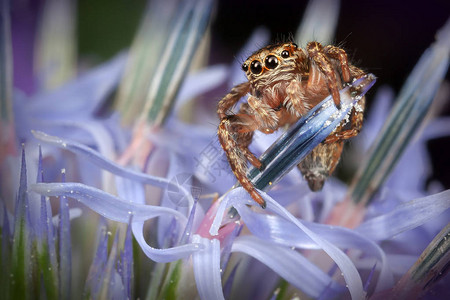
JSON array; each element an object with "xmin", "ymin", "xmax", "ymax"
[
  {"xmin": 264, "ymin": 196, "xmax": 365, "ymax": 299},
  {"xmin": 174, "ymin": 64, "xmax": 229, "ymax": 112},
  {"xmin": 114, "ymin": 176, "xmax": 202, "ymax": 262},
  {"xmin": 157, "ymin": 151, "xmax": 193, "ymax": 247},
  {"xmin": 192, "ymin": 235, "xmax": 224, "ymax": 300},
  {"xmin": 31, "ymin": 182, "xmax": 187, "ymax": 224},
  {"xmin": 32, "ymin": 131, "xmax": 196, "ymax": 207},
  {"xmin": 357, "ymin": 86, "xmax": 394, "ymax": 151},
  {"xmin": 220, "ymin": 223, "xmax": 243, "ymax": 271},
  {"xmin": 384, "ymin": 138, "xmax": 430, "ymax": 198},
  {"xmin": 132, "ymin": 220, "xmax": 202, "ymax": 262},
  {"xmin": 24, "ymin": 53, "xmax": 126, "ymax": 119},
  {"xmin": 422, "ymin": 117, "xmax": 450, "ymax": 140},
  {"xmin": 232, "ymin": 235, "xmax": 343, "ymax": 298},
  {"xmin": 356, "ymin": 190, "xmax": 450, "ymax": 242},
  {"xmin": 36, "ymin": 120, "xmax": 116, "ymax": 161},
  {"xmin": 222, "ymin": 262, "xmax": 239, "ymax": 300},
  {"xmin": 230, "ymin": 195, "xmax": 392, "ymax": 291},
  {"xmin": 214, "ymin": 188, "xmax": 365, "ymax": 299}
]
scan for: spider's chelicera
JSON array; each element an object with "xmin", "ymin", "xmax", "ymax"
[{"xmin": 217, "ymin": 41, "xmax": 367, "ymax": 208}]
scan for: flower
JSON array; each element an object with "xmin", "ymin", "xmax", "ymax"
[{"xmin": 1, "ymin": 0, "xmax": 450, "ymax": 299}]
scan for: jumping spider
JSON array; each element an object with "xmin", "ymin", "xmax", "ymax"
[{"xmin": 217, "ymin": 41, "xmax": 367, "ymax": 208}]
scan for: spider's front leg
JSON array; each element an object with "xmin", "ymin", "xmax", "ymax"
[
  {"xmin": 218, "ymin": 110, "xmax": 266, "ymax": 208},
  {"xmin": 217, "ymin": 82, "xmax": 251, "ymax": 119},
  {"xmin": 306, "ymin": 42, "xmax": 352, "ymax": 108}
]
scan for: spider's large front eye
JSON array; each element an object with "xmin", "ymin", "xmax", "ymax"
[
  {"xmin": 250, "ymin": 60, "xmax": 263, "ymax": 74},
  {"xmin": 281, "ymin": 50, "xmax": 290, "ymax": 58},
  {"xmin": 242, "ymin": 63, "xmax": 248, "ymax": 72},
  {"xmin": 265, "ymin": 55, "xmax": 278, "ymax": 69}
]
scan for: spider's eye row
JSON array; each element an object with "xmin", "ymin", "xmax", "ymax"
[
  {"xmin": 265, "ymin": 55, "xmax": 278, "ymax": 69},
  {"xmin": 281, "ymin": 50, "xmax": 290, "ymax": 58},
  {"xmin": 250, "ymin": 60, "xmax": 263, "ymax": 74},
  {"xmin": 242, "ymin": 63, "xmax": 248, "ymax": 72}
]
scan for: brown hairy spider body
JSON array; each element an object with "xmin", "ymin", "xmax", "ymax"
[{"xmin": 217, "ymin": 41, "xmax": 366, "ymax": 208}]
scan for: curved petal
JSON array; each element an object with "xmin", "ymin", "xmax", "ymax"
[
  {"xmin": 213, "ymin": 188, "xmax": 366, "ymax": 300},
  {"xmin": 31, "ymin": 181, "xmax": 203, "ymax": 263},
  {"xmin": 31, "ymin": 182, "xmax": 187, "ymax": 223},
  {"xmin": 232, "ymin": 235, "xmax": 343, "ymax": 298},
  {"xmin": 32, "ymin": 131, "xmax": 196, "ymax": 208},
  {"xmin": 356, "ymin": 190, "xmax": 450, "ymax": 241},
  {"xmin": 233, "ymin": 203, "xmax": 393, "ymax": 291},
  {"xmin": 26, "ymin": 53, "xmax": 126, "ymax": 119},
  {"xmin": 192, "ymin": 235, "xmax": 224, "ymax": 300}
]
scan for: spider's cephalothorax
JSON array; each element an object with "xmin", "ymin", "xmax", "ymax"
[{"xmin": 217, "ymin": 41, "xmax": 366, "ymax": 208}]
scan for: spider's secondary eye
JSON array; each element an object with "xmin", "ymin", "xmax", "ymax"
[
  {"xmin": 292, "ymin": 43, "xmax": 298, "ymax": 48},
  {"xmin": 250, "ymin": 60, "xmax": 263, "ymax": 74},
  {"xmin": 265, "ymin": 55, "xmax": 278, "ymax": 69},
  {"xmin": 281, "ymin": 50, "xmax": 290, "ymax": 58},
  {"xmin": 242, "ymin": 63, "xmax": 248, "ymax": 72}
]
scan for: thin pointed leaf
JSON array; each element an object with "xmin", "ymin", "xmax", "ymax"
[
  {"xmin": 121, "ymin": 218, "xmax": 133, "ymax": 300},
  {"xmin": 179, "ymin": 200, "xmax": 197, "ymax": 245},
  {"xmin": 349, "ymin": 20, "xmax": 450, "ymax": 205},
  {"xmin": 142, "ymin": 0, "xmax": 215, "ymax": 125},
  {"xmin": 0, "ymin": 200, "xmax": 12, "ymax": 298},
  {"xmin": 84, "ymin": 223, "xmax": 108, "ymax": 298},
  {"xmin": 36, "ymin": 148, "xmax": 58, "ymax": 300},
  {"xmin": 295, "ymin": 0, "xmax": 340, "ymax": 45},
  {"xmin": 58, "ymin": 170, "xmax": 71, "ymax": 299},
  {"xmin": 158, "ymin": 260, "xmax": 183, "ymax": 300},
  {"xmin": 11, "ymin": 147, "xmax": 32, "ymax": 299},
  {"xmin": 248, "ymin": 74, "xmax": 376, "ymax": 191},
  {"xmin": 100, "ymin": 230, "xmax": 121, "ymax": 300}
]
